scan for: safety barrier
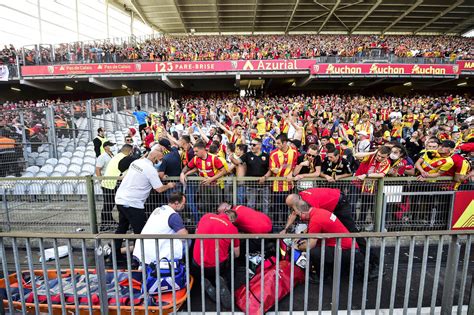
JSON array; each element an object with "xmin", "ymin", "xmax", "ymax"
[
  {"xmin": 0, "ymin": 90, "xmax": 178, "ymax": 176},
  {"xmin": 0, "ymin": 230, "xmax": 472, "ymax": 314},
  {"xmin": 0, "ymin": 176, "xmax": 468, "ymax": 234}
]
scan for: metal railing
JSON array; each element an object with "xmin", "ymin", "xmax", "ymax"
[
  {"xmin": 0, "ymin": 230, "xmax": 472, "ymax": 314},
  {"xmin": 0, "ymin": 175, "xmax": 468, "ymax": 234},
  {"xmin": 0, "ymin": 92, "xmax": 170, "ymax": 175},
  {"xmin": 20, "ymin": 41, "xmax": 462, "ymax": 65}
]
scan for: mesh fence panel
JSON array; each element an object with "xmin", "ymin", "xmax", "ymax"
[
  {"xmin": 0, "ymin": 176, "xmax": 468, "ymax": 234},
  {"xmin": 382, "ymin": 179, "xmax": 456, "ymax": 232},
  {"xmin": 0, "ymin": 178, "xmax": 91, "ymax": 233}
]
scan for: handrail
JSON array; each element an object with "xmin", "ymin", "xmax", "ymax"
[
  {"xmin": 1, "ymin": 229, "xmax": 473, "ymax": 240},
  {"xmin": 0, "ymin": 176, "xmax": 457, "ymax": 182}
]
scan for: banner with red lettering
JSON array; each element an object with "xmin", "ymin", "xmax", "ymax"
[
  {"xmin": 310, "ymin": 63, "xmax": 457, "ymax": 76},
  {"xmin": 451, "ymin": 191, "xmax": 474, "ymax": 230},
  {"xmin": 20, "ymin": 60, "xmax": 472, "ymax": 77}
]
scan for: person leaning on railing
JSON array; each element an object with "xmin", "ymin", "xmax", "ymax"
[
  {"xmin": 114, "ymin": 145, "xmax": 176, "ymax": 261},
  {"xmin": 180, "ymin": 141, "xmax": 227, "ymax": 215},
  {"xmin": 353, "ymin": 146, "xmax": 392, "ymax": 231}
]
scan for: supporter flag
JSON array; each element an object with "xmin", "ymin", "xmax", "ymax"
[{"xmin": 0, "ymin": 65, "xmax": 9, "ymax": 81}]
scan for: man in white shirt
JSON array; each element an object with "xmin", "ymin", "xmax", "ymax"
[
  {"xmin": 114, "ymin": 145, "xmax": 176, "ymax": 257},
  {"xmin": 95, "ymin": 141, "xmax": 115, "ymax": 176},
  {"xmin": 355, "ymin": 131, "xmax": 371, "ymax": 153},
  {"xmin": 133, "ymin": 192, "xmax": 188, "ymax": 265}
]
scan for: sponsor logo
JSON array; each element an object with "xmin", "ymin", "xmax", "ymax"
[{"xmin": 48, "ymin": 66, "xmax": 55, "ymax": 74}]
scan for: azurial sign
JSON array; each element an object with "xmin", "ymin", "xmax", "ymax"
[{"xmin": 20, "ymin": 60, "xmax": 470, "ymax": 77}]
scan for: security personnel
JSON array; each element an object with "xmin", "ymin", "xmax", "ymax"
[
  {"xmin": 100, "ymin": 144, "xmax": 132, "ymax": 231},
  {"xmin": 93, "ymin": 127, "xmax": 108, "ymax": 158}
]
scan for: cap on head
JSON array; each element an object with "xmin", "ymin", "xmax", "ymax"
[
  {"xmin": 103, "ymin": 141, "xmax": 115, "ymax": 147},
  {"xmin": 158, "ymin": 138, "xmax": 171, "ymax": 150},
  {"xmin": 129, "ymin": 128, "xmax": 137, "ymax": 136}
]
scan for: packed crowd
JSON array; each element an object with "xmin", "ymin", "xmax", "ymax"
[
  {"xmin": 0, "ymin": 45, "xmax": 16, "ymax": 65},
  {"xmin": 14, "ymin": 34, "xmax": 474, "ymax": 64},
  {"xmin": 93, "ymin": 93, "xmax": 473, "ymax": 240},
  {"xmin": 95, "ymin": 91, "xmax": 473, "ymax": 309}
]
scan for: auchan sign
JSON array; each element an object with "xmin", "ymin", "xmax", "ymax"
[
  {"xmin": 310, "ymin": 63, "xmax": 458, "ymax": 75},
  {"xmin": 19, "ymin": 59, "xmax": 470, "ymax": 77}
]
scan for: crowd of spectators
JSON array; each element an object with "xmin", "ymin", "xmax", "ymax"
[
  {"xmin": 103, "ymin": 92, "xmax": 473, "ymax": 230},
  {"xmin": 12, "ymin": 34, "xmax": 474, "ymax": 65}
]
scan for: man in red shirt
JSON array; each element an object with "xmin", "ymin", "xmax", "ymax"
[
  {"xmin": 218, "ymin": 203, "xmax": 273, "ymax": 253},
  {"xmin": 283, "ymin": 187, "xmax": 356, "ymax": 235},
  {"xmin": 291, "ymin": 201, "xmax": 377, "ymax": 281},
  {"xmin": 217, "ymin": 203, "xmax": 272, "ymax": 234},
  {"xmin": 192, "ymin": 210, "xmax": 240, "ymax": 309}
]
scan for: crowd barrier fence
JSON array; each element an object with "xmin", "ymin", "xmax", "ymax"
[
  {"xmin": 0, "ymin": 176, "xmax": 468, "ymax": 234},
  {"xmin": 0, "ymin": 230, "xmax": 472, "ymax": 314},
  {"xmin": 0, "ymin": 92, "xmax": 175, "ymax": 177},
  {"xmin": 20, "ymin": 43, "xmax": 459, "ymax": 65}
]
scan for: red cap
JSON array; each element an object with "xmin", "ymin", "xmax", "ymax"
[{"xmin": 129, "ymin": 128, "xmax": 136, "ymax": 136}]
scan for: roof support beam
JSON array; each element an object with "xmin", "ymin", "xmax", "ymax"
[
  {"xmin": 172, "ymin": 0, "xmax": 188, "ymax": 33},
  {"xmin": 295, "ymin": 75, "xmax": 314, "ymax": 87},
  {"xmin": 285, "ymin": 0, "xmax": 300, "ymax": 34},
  {"xmin": 317, "ymin": 0, "xmax": 340, "ymax": 34},
  {"xmin": 252, "ymin": 0, "xmax": 258, "ymax": 34},
  {"xmin": 351, "ymin": 0, "xmax": 382, "ymax": 33},
  {"xmin": 215, "ymin": 0, "xmax": 221, "ymax": 34},
  {"xmin": 129, "ymin": 0, "xmax": 163, "ymax": 33},
  {"xmin": 383, "ymin": 0, "xmax": 423, "ymax": 34},
  {"xmin": 88, "ymin": 77, "xmax": 122, "ymax": 90},
  {"xmin": 161, "ymin": 75, "xmax": 182, "ymax": 89},
  {"xmin": 415, "ymin": 0, "xmax": 463, "ymax": 34},
  {"xmin": 290, "ymin": 12, "xmax": 329, "ymax": 31},
  {"xmin": 445, "ymin": 14, "xmax": 474, "ymax": 34},
  {"xmin": 20, "ymin": 80, "xmax": 58, "ymax": 91},
  {"xmin": 313, "ymin": 0, "xmax": 359, "ymax": 32}
]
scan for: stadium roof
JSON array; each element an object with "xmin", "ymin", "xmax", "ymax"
[{"xmin": 114, "ymin": 0, "xmax": 474, "ymax": 35}]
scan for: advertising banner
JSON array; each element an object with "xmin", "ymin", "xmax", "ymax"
[
  {"xmin": 451, "ymin": 191, "xmax": 474, "ymax": 230},
  {"xmin": 20, "ymin": 60, "xmax": 472, "ymax": 77}
]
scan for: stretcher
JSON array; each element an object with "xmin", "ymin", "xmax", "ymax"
[{"xmin": 0, "ymin": 268, "xmax": 193, "ymax": 314}]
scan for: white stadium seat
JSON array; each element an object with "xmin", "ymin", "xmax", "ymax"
[
  {"xmin": 35, "ymin": 157, "xmax": 46, "ymax": 167},
  {"xmin": 83, "ymin": 157, "xmax": 96, "ymax": 165},
  {"xmin": 50, "ymin": 172, "xmax": 63, "ymax": 177},
  {"xmin": 85, "ymin": 151, "xmax": 96, "ymax": 158},
  {"xmin": 27, "ymin": 182, "xmax": 42, "ymax": 194},
  {"xmin": 82, "ymin": 164, "xmax": 96, "ymax": 175},
  {"xmin": 73, "ymin": 151, "xmax": 85, "ymax": 158},
  {"xmin": 26, "ymin": 166, "xmax": 40, "ymax": 174},
  {"xmin": 22, "ymin": 172, "xmax": 35, "ymax": 177},
  {"xmin": 13, "ymin": 183, "xmax": 28, "ymax": 195},
  {"xmin": 68, "ymin": 164, "xmax": 82, "ymax": 175},
  {"xmin": 59, "ymin": 182, "xmax": 76, "ymax": 194},
  {"xmin": 38, "ymin": 166, "xmax": 53, "ymax": 176},
  {"xmin": 58, "ymin": 157, "xmax": 71, "ymax": 165},
  {"xmin": 64, "ymin": 171, "xmax": 78, "ymax": 177},
  {"xmin": 76, "ymin": 183, "xmax": 87, "ymax": 195},
  {"xmin": 61, "ymin": 152, "xmax": 73, "ymax": 159},
  {"xmin": 35, "ymin": 171, "xmax": 48, "ymax": 178},
  {"xmin": 54, "ymin": 164, "xmax": 68, "ymax": 175},
  {"xmin": 76, "ymin": 146, "xmax": 86, "ymax": 152},
  {"xmin": 43, "ymin": 183, "xmax": 58, "ymax": 195},
  {"xmin": 45, "ymin": 158, "xmax": 58, "ymax": 166},
  {"xmin": 71, "ymin": 157, "xmax": 83, "ymax": 165}
]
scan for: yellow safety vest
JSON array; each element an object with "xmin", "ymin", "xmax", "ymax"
[{"xmin": 101, "ymin": 152, "xmax": 126, "ymax": 190}]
